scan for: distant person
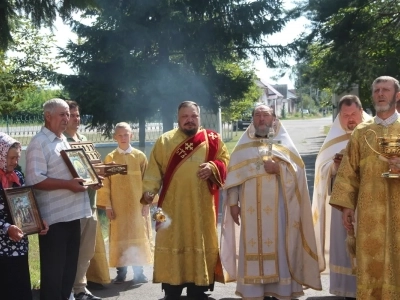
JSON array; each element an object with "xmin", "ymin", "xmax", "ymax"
[
  {"xmin": 0, "ymin": 133, "xmax": 48, "ymax": 300},
  {"xmin": 141, "ymin": 101, "xmax": 229, "ymax": 300},
  {"xmin": 330, "ymin": 76, "xmax": 400, "ymax": 299},
  {"xmin": 25, "ymin": 98, "xmax": 99, "ymax": 300},
  {"xmin": 220, "ymin": 104, "xmax": 321, "ymax": 299},
  {"xmin": 312, "ymin": 95, "xmax": 371, "ymax": 299},
  {"xmin": 64, "ymin": 100, "xmax": 109, "ymax": 300},
  {"xmin": 97, "ymin": 122, "xmax": 153, "ymax": 284}
]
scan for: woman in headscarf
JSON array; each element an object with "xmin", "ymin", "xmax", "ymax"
[{"xmin": 0, "ymin": 133, "xmax": 48, "ymax": 300}]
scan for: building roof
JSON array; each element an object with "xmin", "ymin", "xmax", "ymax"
[{"xmin": 255, "ymin": 79, "xmax": 283, "ymax": 99}]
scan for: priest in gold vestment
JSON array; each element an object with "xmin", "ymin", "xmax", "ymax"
[
  {"xmin": 220, "ymin": 105, "xmax": 321, "ymax": 300},
  {"xmin": 142, "ymin": 101, "xmax": 229, "ymax": 300},
  {"xmin": 330, "ymin": 76, "xmax": 400, "ymax": 300}
]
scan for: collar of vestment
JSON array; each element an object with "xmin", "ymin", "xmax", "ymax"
[
  {"xmin": 117, "ymin": 144, "xmax": 133, "ymax": 154},
  {"xmin": 375, "ymin": 112, "xmax": 399, "ymax": 127}
]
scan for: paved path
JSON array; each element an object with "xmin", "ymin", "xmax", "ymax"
[{"xmin": 40, "ymin": 117, "xmax": 342, "ymax": 300}]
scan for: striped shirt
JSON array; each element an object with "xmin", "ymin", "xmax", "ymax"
[{"xmin": 25, "ymin": 127, "xmax": 91, "ymax": 226}]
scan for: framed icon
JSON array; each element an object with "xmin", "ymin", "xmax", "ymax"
[
  {"xmin": 60, "ymin": 148, "xmax": 101, "ymax": 186},
  {"xmin": 4, "ymin": 186, "xmax": 45, "ymax": 235}
]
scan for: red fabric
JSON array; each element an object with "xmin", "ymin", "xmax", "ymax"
[
  {"xmin": 157, "ymin": 129, "xmax": 208, "ymax": 209},
  {"xmin": 0, "ymin": 169, "xmax": 20, "ymax": 189},
  {"xmin": 157, "ymin": 129, "xmax": 226, "ymax": 226}
]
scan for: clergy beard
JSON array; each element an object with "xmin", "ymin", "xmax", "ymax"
[
  {"xmin": 374, "ymin": 95, "xmax": 397, "ymax": 113},
  {"xmin": 255, "ymin": 126, "xmax": 271, "ymax": 138},
  {"xmin": 181, "ymin": 128, "xmax": 197, "ymax": 136}
]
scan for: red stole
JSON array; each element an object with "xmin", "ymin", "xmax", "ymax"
[{"xmin": 157, "ymin": 129, "xmax": 223, "ymax": 220}]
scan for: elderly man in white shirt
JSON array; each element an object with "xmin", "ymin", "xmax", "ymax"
[{"xmin": 25, "ymin": 98, "xmax": 98, "ymax": 300}]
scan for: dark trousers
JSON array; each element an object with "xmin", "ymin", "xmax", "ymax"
[
  {"xmin": 0, "ymin": 254, "xmax": 32, "ymax": 300},
  {"xmin": 39, "ymin": 220, "xmax": 80, "ymax": 300},
  {"xmin": 163, "ymin": 283, "xmax": 209, "ymax": 299},
  {"xmin": 116, "ymin": 265, "xmax": 144, "ymax": 278}
]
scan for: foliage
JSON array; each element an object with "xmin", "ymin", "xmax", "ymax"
[
  {"xmin": 293, "ymin": 0, "xmax": 400, "ymax": 107},
  {"xmin": 0, "ymin": 20, "xmax": 57, "ymax": 114},
  {"xmin": 0, "ymin": 0, "xmax": 98, "ymax": 50},
  {"xmin": 55, "ymin": 0, "xmax": 294, "ymax": 144},
  {"xmin": 16, "ymin": 87, "xmax": 65, "ymax": 114}
]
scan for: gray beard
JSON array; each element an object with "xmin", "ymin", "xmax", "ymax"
[{"xmin": 255, "ymin": 126, "xmax": 271, "ymax": 137}]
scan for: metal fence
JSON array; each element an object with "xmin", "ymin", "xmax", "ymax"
[{"xmin": 0, "ymin": 109, "xmax": 233, "ymax": 146}]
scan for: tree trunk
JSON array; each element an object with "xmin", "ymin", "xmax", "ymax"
[{"xmin": 161, "ymin": 102, "xmax": 174, "ymax": 132}]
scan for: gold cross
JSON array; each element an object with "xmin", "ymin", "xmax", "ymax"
[
  {"xmin": 208, "ymin": 132, "xmax": 218, "ymax": 140},
  {"xmin": 247, "ymin": 206, "xmax": 255, "ymax": 215},
  {"xmin": 263, "ymin": 205, "xmax": 272, "ymax": 215},
  {"xmin": 185, "ymin": 142, "xmax": 193, "ymax": 150},
  {"xmin": 264, "ymin": 238, "xmax": 273, "ymax": 247},
  {"xmin": 248, "ymin": 238, "xmax": 256, "ymax": 248}
]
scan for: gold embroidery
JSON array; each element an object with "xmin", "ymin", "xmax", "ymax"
[
  {"xmin": 248, "ymin": 238, "xmax": 256, "ymax": 248},
  {"xmin": 208, "ymin": 132, "xmax": 218, "ymax": 140},
  {"xmin": 247, "ymin": 206, "xmax": 255, "ymax": 215},
  {"xmin": 176, "ymin": 148, "xmax": 187, "ymax": 158},
  {"xmin": 265, "ymin": 238, "xmax": 273, "ymax": 247},
  {"xmin": 184, "ymin": 142, "xmax": 193, "ymax": 150},
  {"xmin": 263, "ymin": 205, "xmax": 272, "ymax": 215}
]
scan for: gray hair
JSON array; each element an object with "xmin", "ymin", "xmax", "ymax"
[
  {"xmin": 43, "ymin": 98, "xmax": 69, "ymax": 114},
  {"xmin": 372, "ymin": 76, "xmax": 400, "ymax": 94}
]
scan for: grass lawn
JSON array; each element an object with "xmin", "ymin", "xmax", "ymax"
[{"xmin": 28, "ymin": 235, "xmax": 40, "ymax": 289}]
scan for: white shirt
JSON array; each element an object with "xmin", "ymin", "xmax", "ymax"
[
  {"xmin": 375, "ymin": 112, "xmax": 399, "ymax": 127},
  {"xmin": 117, "ymin": 144, "xmax": 133, "ymax": 154},
  {"xmin": 25, "ymin": 127, "xmax": 91, "ymax": 226}
]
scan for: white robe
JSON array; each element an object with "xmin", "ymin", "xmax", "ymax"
[
  {"xmin": 311, "ymin": 112, "xmax": 371, "ymax": 298},
  {"xmin": 220, "ymin": 122, "xmax": 321, "ymax": 300}
]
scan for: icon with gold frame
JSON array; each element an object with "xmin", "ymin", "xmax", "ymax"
[
  {"xmin": 4, "ymin": 186, "xmax": 45, "ymax": 235},
  {"xmin": 61, "ymin": 148, "xmax": 101, "ymax": 185}
]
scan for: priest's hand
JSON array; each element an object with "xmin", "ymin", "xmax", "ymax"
[
  {"xmin": 106, "ymin": 208, "xmax": 115, "ymax": 220},
  {"xmin": 263, "ymin": 159, "xmax": 280, "ymax": 175},
  {"xmin": 142, "ymin": 192, "xmax": 155, "ymax": 204},
  {"xmin": 388, "ymin": 157, "xmax": 400, "ymax": 174},
  {"xmin": 342, "ymin": 208, "xmax": 355, "ymax": 231},
  {"xmin": 332, "ymin": 153, "xmax": 343, "ymax": 173},
  {"xmin": 197, "ymin": 162, "xmax": 212, "ymax": 180},
  {"xmin": 230, "ymin": 205, "xmax": 241, "ymax": 226}
]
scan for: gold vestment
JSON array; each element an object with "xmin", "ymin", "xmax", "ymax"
[
  {"xmin": 330, "ymin": 119, "xmax": 400, "ymax": 299},
  {"xmin": 97, "ymin": 149, "xmax": 153, "ymax": 267},
  {"xmin": 143, "ymin": 128, "xmax": 229, "ymax": 286}
]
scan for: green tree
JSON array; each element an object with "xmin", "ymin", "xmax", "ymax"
[
  {"xmin": 56, "ymin": 0, "xmax": 293, "ymax": 146},
  {"xmin": 294, "ymin": 0, "xmax": 400, "ymax": 106},
  {"xmin": 0, "ymin": 0, "xmax": 97, "ymax": 50},
  {"xmin": 0, "ymin": 20, "xmax": 56, "ymax": 114},
  {"xmin": 16, "ymin": 87, "xmax": 65, "ymax": 114}
]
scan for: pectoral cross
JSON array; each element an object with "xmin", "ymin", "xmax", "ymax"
[{"xmin": 258, "ymin": 127, "xmax": 281, "ymax": 160}]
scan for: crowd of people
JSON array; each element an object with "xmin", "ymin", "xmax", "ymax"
[{"xmin": 0, "ymin": 75, "xmax": 399, "ymax": 300}]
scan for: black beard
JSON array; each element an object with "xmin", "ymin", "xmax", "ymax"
[{"xmin": 182, "ymin": 128, "xmax": 197, "ymax": 136}]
